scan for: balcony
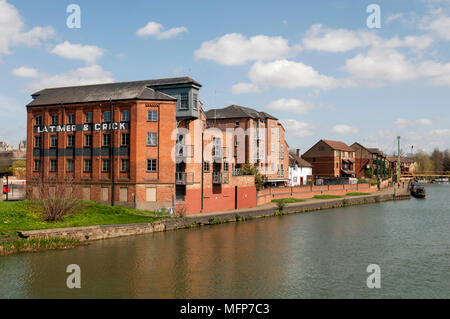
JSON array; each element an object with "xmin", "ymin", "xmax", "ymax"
[
  {"xmin": 212, "ymin": 146, "xmax": 228, "ymax": 161},
  {"xmin": 212, "ymin": 172, "xmax": 229, "ymax": 184},
  {"xmin": 232, "ymin": 168, "xmax": 242, "ymax": 176},
  {"xmin": 175, "ymin": 172, "xmax": 194, "ymax": 185},
  {"xmin": 175, "ymin": 144, "xmax": 193, "ymax": 159},
  {"xmin": 277, "ymin": 170, "xmax": 285, "ymax": 178}
]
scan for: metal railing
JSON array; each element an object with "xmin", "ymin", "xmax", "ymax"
[
  {"xmin": 175, "ymin": 172, "xmax": 194, "ymax": 185},
  {"xmin": 277, "ymin": 170, "xmax": 285, "ymax": 177},
  {"xmin": 212, "ymin": 146, "xmax": 228, "ymax": 160},
  {"xmin": 212, "ymin": 172, "xmax": 229, "ymax": 184},
  {"xmin": 175, "ymin": 144, "xmax": 193, "ymax": 159},
  {"xmin": 232, "ymin": 168, "xmax": 242, "ymax": 176}
]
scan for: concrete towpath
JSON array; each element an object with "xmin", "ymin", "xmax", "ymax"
[{"xmin": 185, "ymin": 183, "xmax": 410, "ymax": 219}]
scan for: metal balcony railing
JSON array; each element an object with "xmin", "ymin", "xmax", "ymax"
[
  {"xmin": 232, "ymin": 168, "xmax": 242, "ymax": 176},
  {"xmin": 277, "ymin": 170, "xmax": 285, "ymax": 177},
  {"xmin": 212, "ymin": 146, "xmax": 228, "ymax": 160},
  {"xmin": 212, "ymin": 172, "xmax": 229, "ymax": 184},
  {"xmin": 175, "ymin": 144, "xmax": 193, "ymax": 159},
  {"xmin": 175, "ymin": 172, "xmax": 194, "ymax": 185}
]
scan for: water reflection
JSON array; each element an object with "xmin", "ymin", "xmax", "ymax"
[{"xmin": 1, "ymin": 184, "xmax": 449, "ymax": 298}]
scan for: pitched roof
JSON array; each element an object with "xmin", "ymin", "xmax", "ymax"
[
  {"xmin": 289, "ymin": 153, "xmax": 312, "ymax": 167},
  {"xmin": 321, "ymin": 139, "xmax": 355, "ymax": 152},
  {"xmin": 27, "ymin": 77, "xmax": 200, "ymax": 107},
  {"xmin": 205, "ymin": 105, "xmax": 277, "ymax": 120}
]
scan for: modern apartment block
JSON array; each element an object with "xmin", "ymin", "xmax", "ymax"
[
  {"xmin": 351, "ymin": 142, "xmax": 389, "ymax": 179},
  {"xmin": 204, "ymin": 105, "xmax": 290, "ymax": 187},
  {"xmin": 26, "ymin": 77, "xmax": 256, "ymax": 214},
  {"xmin": 302, "ymin": 139, "xmax": 356, "ymax": 178}
]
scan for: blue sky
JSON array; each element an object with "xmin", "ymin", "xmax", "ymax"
[{"xmin": 1, "ymin": 0, "xmax": 449, "ymax": 154}]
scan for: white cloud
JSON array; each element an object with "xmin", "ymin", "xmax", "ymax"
[
  {"xmin": 416, "ymin": 118, "xmax": 433, "ymax": 126},
  {"xmin": 386, "ymin": 13, "xmax": 405, "ymax": 24},
  {"xmin": 266, "ymin": 98, "xmax": 314, "ymax": 115},
  {"xmin": 280, "ymin": 119, "xmax": 316, "ymax": 138},
  {"xmin": 136, "ymin": 21, "xmax": 187, "ymax": 39},
  {"xmin": 331, "ymin": 124, "xmax": 359, "ymax": 135},
  {"xmin": 26, "ymin": 65, "xmax": 114, "ymax": 92},
  {"xmin": 231, "ymin": 82, "xmax": 261, "ymax": 94},
  {"xmin": 396, "ymin": 117, "xmax": 433, "ymax": 129},
  {"xmin": 249, "ymin": 59, "xmax": 340, "ymax": 89},
  {"xmin": 303, "ymin": 24, "xmax": 433, "ymax": 52},
  {"xmin": 343, "ymin": 49, "xmax": 417, "ymax": 82},
  {"xmin": 51, "ymin": 41, "xmax": 105, "ymax": 65},
  {"xmin": 0, "ymin": 0, "xmax": 55, "ymax": 54},
  {"xmin": 195, "ymin": 33, "xmax": 301, "ymax": 65},
  {"xmin": 424, "ymin": 14, "xmax": 450, "ymax": 40},
  {"xmin": 12, "ymin": 66, "xmax": 39, "ymax": 78},
  {"xmin": 303, "ymin": 24, "xmax": 370, "ymax": 52},
  {"xmin": 395, "ymin": 118, "xmax": 410, "ymax": 128}
]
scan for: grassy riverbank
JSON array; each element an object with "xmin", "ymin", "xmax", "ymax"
[
  {"xmin": 0, "ymin": 237, "xmax": 84, "ymax": 256},
  {"xmin": 0, "ymin": 200, "xmax": 166, "ymax": 240}
]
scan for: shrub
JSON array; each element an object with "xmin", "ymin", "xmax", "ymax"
[
  {"xmin": 235, "ymin": 214, "xmax": 242, "ymax": 222},
  {"xmin": 29, "ymin": 180, "xmax": 83, "ymax": 222},
  {"xmin": 276, "ymin": 199, "xmax": 286, "ymax": 211},
  {"xmin": 241, "ymin": 163, "xmax": 267, "ymax": 191}
]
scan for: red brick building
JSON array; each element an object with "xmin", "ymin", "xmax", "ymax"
[
  {"xmin": 205, "ymin": 105, "xmax": 290, "ymax": 187},
  {"xmin": 351, "ymin": 142, "xmax": 389, "ymax": 179},
  {"xmin": 26, "ymin": 77, "xmax": 256, "ymax": 214},
  {"xmin": 302, "ymin": 139, "xmax": 356, "ymax": 178}
]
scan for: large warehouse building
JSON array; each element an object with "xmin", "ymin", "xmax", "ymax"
[{"xmin": 26, "ymin": 77, "xmax": 288, "ymax": 214}]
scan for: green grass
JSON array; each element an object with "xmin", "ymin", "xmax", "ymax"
[
  {"xmin": 0, "ymin": 237, "xmax": 83, "ymax": 256},
  {"xmin": 0, "ymin": 200, "xmax": 167, "ymax": 240},
  {"xmin": 271, "ymin": 198, "xmax": 306, "ymax": 203},
  {"xmin": 346, "ymin": 192, "xmax": 370, "ymax": 196},
  {"xmin": 313, "ymin": 195, "xmax": 342, "ymax": 199}
]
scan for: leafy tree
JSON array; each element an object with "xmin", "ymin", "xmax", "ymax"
[
  {"xmin": 8, "ymin": 160, "xmax": 26, "ymax": 178},
  {"xmin": 241, "ymin": 163, "xmax": 266, "ymax": 190},
  {"xmin": 414, "ymin": 150, "xmax": 435, "ymax": 173},
  {"xmin": 364, "ymin": 166, "xmax": 374, "ymax": 178}
]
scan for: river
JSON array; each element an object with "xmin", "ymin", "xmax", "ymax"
[{"xmin": 1, "ymin": 184, "xmax": 449, "ymax": 298}]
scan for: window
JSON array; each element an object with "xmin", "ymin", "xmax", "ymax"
[
  {"xmin": 85, "ymin": 112, "xmax": 93, "ymax": 123},
  {"xmin": 67, "ymin": 135, "xmax": 75, "ymax": 147},
  {"xmin": 50, "ymin": 135, "xmax": 58, "ymax": 148},
  {"xmin": 84, "ymin": 159, "xmax": 92, "ymax": 172},
  {"xmin": 235, "ymin": 121, "xmax": 240, "ymax": 126},
  {"xmin": 50, "ymin": 159, "xmax": 57, "ymax": 172},
  {"xmin": 121, "ymin": 110, "xmax": 130, "ymax": 122},
  {"xmin": 51, "ymin": 114, "xmax": 58, "ymax": 125},
  {"xmin": 192, "ymin": 93, "xmax": 198, "ymax": 110},
  {"xmin": 271, "ymin": 143, "xmax": 275, "ymax": 152},
  {"xmin": 271, "ymin": 162, "xmax": 275, "ymax": 171},
  {"xmin": 84, "ymin": 134, "xmax": 92, "ymax": 147},
  {"xmin": 203, "ymin": 161, "xmax": 210, "ymax": 173},
  {"xmin": 67, "ymin": 159, "xmax": 74, "ymax": 172},
  {"xmin": 33, "ymin": 160, "xmax": 40, "ymax": 172},
  {"xmin": 147, "ymin": 110, "xmax": 157, "ymax": 121},
  {"xmin": 35, "ymin": 115, "xmax": 41, "ymax": 126},
  {"xmin": 146, "ymin": 159, "xmax": 157, "ymax": 172},
  {"xmin": 102, "ymin": 133, "xmax": 111, "ymax": 147},
  {"xmin": 277, "ymin": 128, "xmax": 280, "ymax": 141},
  {"xmin": 180, "ymin": 93, "xmax": 189, "ymax": 110},
  {"xmin": 235, "ymin": 140, "xmax": 240, "ymax": 147},
  {"xmin": 103, "ymin": 111, "xmax": 111, "ymax": 123},
  {"xmin": 121, "ymin": 133, "xmax": 129, "ymax": 146},
  {"xmin": 121, "ymin": 159, "xmax": 129, "ymax": 172},
  {"xmin": 34, "ymin": 136, "xmax": 41, "ymax": 148},
  {"xmin": 67, "ymin": 113, "xmax": 75, "ymax": 124},
  {"xmin": 147, "ymin": 132, "xmax": 157, "ymax": 146},
  {"xmin": 224, "ymin": 162, "xmax": 229, "ymax": 172},
  {"xmin": 102, "ymin": 159, "xmax": 110, "ymax": 172}
]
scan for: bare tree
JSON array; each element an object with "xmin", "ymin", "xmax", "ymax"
[{"xmin": 28, "ymin": 179, "xmax": 83, "ymax": 222}]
